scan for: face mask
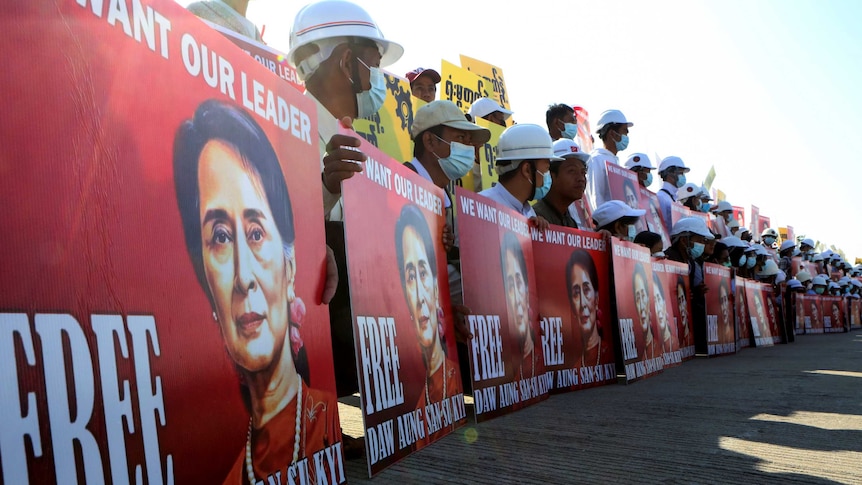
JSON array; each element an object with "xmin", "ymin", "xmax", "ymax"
[
  {"xmin": 701, "ymin": 202, "xmax": 712, "ymax": 213},
  {"xmin": 561, "ymin": 122, "xmax": 578, "ymax": 140},
  {"xmin": 746, "ymin": 257, "xmax": 757, "ymax": 269},
  {"xmin": 532, "ymin": 169, "xmax": 552, "ymax": 200},
  {"xmin": 815, "ymin": 287, "xmax": 825, "ymax": 295},
  {"xmin": 615, "ymin": 133, "xmax": 629, "ymax": 151},
  {"xmin": 675, "ymin": 173, "xmax": 687, "ymax": 188},
  {"xmin": 738, "ymin": 255, "xmax": 747, "ymax": 267},
  {"xmin": 432, "ymin": 135, "xmax": 475, "ymax": 181},
  {"xmin": 763, "ymin": 236, "xmax": 776, "ymax": 245},
  {"xmin": 689, "ymin": 241, "xmax": 705, "ymax": 259},
  {"xmin": 644, "ymin": 172, "xmax": 653, "ymax": 187},
  {"xmin": 722, "ymin": 261, "xmax": 732, "ymax": 268},
  {"xmin": 627, "ymin": 224, "xmax": 637, "ymax": 242},
  {"xmin": 652, "ymin": 251, "xmax": 666, "ymax": 258},
  {"xmin": 355, "ymin": 59, "xmax": 386, "ymax": 118}
]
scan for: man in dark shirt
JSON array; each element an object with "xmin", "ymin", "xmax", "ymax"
[{"xmin": 533, "ymin": 139, "xmax": 590, "ymax": 228}]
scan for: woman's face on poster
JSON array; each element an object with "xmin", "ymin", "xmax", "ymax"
[
  {"xmin": 720, "ymin": 285, "xmax": 730, "ymax": 326},
  {"xmin": 401, "ymin": 225, "xmax": 439, "ymax": 350},
  {"xmin": 634, "ymin": 273, "xmax": 650, "ymax": 334},
  {"xmin": 504, "ymin": 249, "xmax": 529, "ymax": 340},
  {"xmin": 652, "ymin": 283, "xmax": 668, "ymax": 334},
  {"xmin": 677, "ymin": 284, "xmax": 690, "ymax": 329},
  {"xmin": 569, "ymin": 263, "xmax": 598, "ymax": 336},
  {"xmin": 197, "ymin": 140, "xmax": 292, "ymax": 372}
]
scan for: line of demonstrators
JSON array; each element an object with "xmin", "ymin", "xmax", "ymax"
[{"xmin": 185, "ymin": 0, "xmax": 862, "ymax": 476}]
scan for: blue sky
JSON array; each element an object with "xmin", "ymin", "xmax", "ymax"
[{"xmin": 179, "ymin": 0, "xmax": 862, "ymax": 259}]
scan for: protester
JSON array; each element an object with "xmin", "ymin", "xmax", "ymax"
[
  {"xmin": 778, "ymin": 240, "xmax": 796, "ymax": 274},
  {"xmin": 533, "ymin": 139, "xmax": 590, "ymax": 228},
  {"xmin": 634, "ymin": 231, "xmax": 664, "ymax": 256},
  {"xmin": 677, "ymin": 183, "xmax": 703, "ymax": 212},
  {"xmin": 406, "ymin": 67, "xmax": 441, "ymax": 103},
  {"xmin": 711, "ymin": 201, "xmax": 734, "ymax": 224},
  {"xmin": 592, "ymin": 200, "xmax": 645, "ymax": 240},
  {"xmin": 761, "ymin": 228, "xmax": 779, "ymax": 248},
  {"xmin": 468, "ymin": 97, "xmax": 513, "ymax": 127},
  {"xmin": 546, "ymin": 103, "xmax": 578, "ymax": 141},
  {"xmin": 656, "ymin": 156, "xmax": 690, "ymax": 235},
  {"xmin": 586, "ymin": 109, "xmax": 633, "ymax": 209}
]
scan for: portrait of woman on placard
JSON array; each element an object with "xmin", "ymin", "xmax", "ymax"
[
  {"xmin": 633, "ymin": 263, "xmax": 659, "ymax": 360},
  {"xmin": 676, "ymin": 275, "xmax": 694, "ymax": 349},
  {"xmin": 651, "ymin": 271, "xmax": 676, "ymax": 354},
  {"xmin": 394, "ymin": 204, "xmax": 460, "ymax": 439},
  {"xmin": 174, "ymin": 99, "xmax": 340, "ymax": 485},
  {"xmin": 566, "ymin": 249, "xmax": 613, "ymax": 369},
  {"xmin": 500, "ymin": 231, "xmax": 539, "ymax": 380}
]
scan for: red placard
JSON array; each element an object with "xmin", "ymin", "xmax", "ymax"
[
  {"xmin": 341, "ymin": 135, "xmax": 466, "ymax": 475},
  {"xmin": 639, "ymin": 188, "xmax": 671, "ymax": 250},
  {"xmin": 750, "ymin": 205, "xmax": 760, "ymax": 235},
  {"xmin": 606, "ymin": 162, "xmax": 642, "ymax": 212},
  {"xmin": 704, "ymin": 263, "xmax": 736, "ymax": 356},
  {"xmin": 532, "ymin": 226, "xmax": 616, "ymax": 392},
  {"xmin": 850, "ymin": 299, "xmax": 862, "ymax": 329},
  {"xmin": 665, "ymin": 261, "xmax": 696, "ymax": 360},
  {"xmin": 651, "ymin": 260, "xmax": 683, "ymax": 366},
  {"xmin": 456, "ymin": 188, "xmax": 549, "ymax": 422},
  {"xmin": 803, "ymin": 295, "xmax": 825, "ymax": 334},
  {"xmin": 822, "ymin": 296, "xmax": 845, "ymax": 334},
  {"xmin": 732, "ymin": 206, "xmax": 746, "ymax": 229},
  {"xmin": 794, "ymin": 293, "xmax": 807, "ymax": 335},
  {"xmin": 746, "ymin": 282, "xmax": 777, "ymax": 347},
  {"xmin": 0, "ymin": 2, "xmax": 345, "ymax": 483},
  {"xmin": 670, "ymin": 202, "xmax": 692, "ymax": 228},
  {"xmin": 610, "ymin": 239, "xmax": 664, "ymax": 383},
  {"xmin": 735, "ymin": 277, "xmax": 752, "ymax": 348}
]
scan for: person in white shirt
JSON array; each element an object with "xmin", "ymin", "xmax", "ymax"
[
  {"xmin": 478, "ymin": 124, "xmax": 559, "ymax": 230},
  {"xmin": 586, "ymin": 109, "xmax": 633, "ymax": 210},
  {"xmin": 656, "ymin": 156, "xmax": 690, "ymax": 235}
]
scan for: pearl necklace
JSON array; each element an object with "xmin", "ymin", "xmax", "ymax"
[
  {"xmin": 581, "ymin": 342, "xmax": 601, "ymax": 369},
  {"xmin": 519, "ymin": 348, "xmax": 535, "ymax": 381},
  {"xmin": 245, "ymin": 378, "xmax": 302, "ymax": 485}
]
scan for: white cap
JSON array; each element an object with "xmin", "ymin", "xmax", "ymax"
[
  {"xmin": 592, "ymin": 200, "xmax": 645, "ymax": 228},
  {"xmin": 676, "ymin": 183, "xmax": 702, "ymax": 201},
  {"xmin": 839, "ymin": 276, "xmax": 851, "ymax": 286},
  {"xmin": 595, "ymin": 109, "xmax": 633, "ymax": 131},
  {"xmin": 758, "ymin": 260, "xmax": 780, "ymax": 277},
  {"xmin": 851, "ymin": 279, "xmax": 862, "ymax": 288},
  {"xmin": 787, "ymin": 279, "xmax": 803, "ymax": 289},
  {"xmin": 671, "ymin": 216, "xmax": 714, "ymax": 239},
  {"xmin": 812, "ymin": 253, "xmax": 824, "ymax": 262},
  {"xmin": 800, "ymin": 238, "xmax": 815, "ymax": 248},
  {"xmin": 812, "ymin": 276, "xmax": 828, "ymax": 286},
  {"xmin": 828, "ymin": 281, "xmax": 841, "ymax": 290},
  {"xmin": 796, "ymin": 270, "xmax": 812, "ymax": 283},
  {"xmin": 727, "ymin": 219, "xmax": 741, "ymax": 229},
  {"xmin": 712, "ymin": 201, "xmax": 733, "ymax": 214},
  {"xmin": 779, "ymin": 240, "xmax": 796, "ymax": 252},
  {"xmin": 552, "ymin": 139, "xmax": 590, "ymax": 163},
  {"xmin": 721, "ymin": 236, "xmax": 747, "ymax": 249},
  {"xmin": 751, "ymin": 244, "xmax": 770, "ymax": 256},
  {"xmin": 776, "ymin": 270, "xmax": 787, "ymax": 284},
  {"xmin": 468, "ymin": 97, "xmax": 513, "ymax": 121},
  {"xmin": 624, "ymin": 153, "xmax": 654, "ymax": 170},
  {"xmin": 659, "ymin": 156, "xmax": 690, "ymax": 173}
]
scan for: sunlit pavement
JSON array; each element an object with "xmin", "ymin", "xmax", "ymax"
[{"xmin": 339, "ymin": 332, "xmax": 862, "ymax": 484}]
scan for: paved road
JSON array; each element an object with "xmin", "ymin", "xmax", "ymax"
[{"xmin": 338, "ymin": 332, "xmax": 862, "ymax": 484}]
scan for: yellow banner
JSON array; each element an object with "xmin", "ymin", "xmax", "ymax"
[
  {"xmin": 353, "ymin": 71, "xmax": 414, "ymax": 163},
  {"xmin": 440, "ymin": 59, "xmax": 492, "ymax": 114},
  {"xmin": 459, "ymin": 54, "xmax": 510, "ymax": 111},
  {"xmin": 472, "ymin": 117, "xmax": 505, "ymax": 191}
]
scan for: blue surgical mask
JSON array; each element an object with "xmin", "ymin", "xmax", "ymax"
[
  {"xmin": 355, "ymin": 59, "xmax": 386, "ymax": 118},
  {"xmin": 627, "ymin": 224, "xmax": 637, "ymax": 242},
  {"xmin": 723, "ymin": 261, "xmax": 732, "ymax": 268},
  {"xmin": 738, "ymin": 255, "xmax": 747, "ymax": 268},
  {"xmin": 533, "ymin": 169, "xmax": 552, "ymax": 200},
  {"xmin": 675, "ymin": 173, "xmax": 687, "ymax": 188},
  {"xmin": 689, "ymin": 241, "xmax": 705, "ymax": 259},
  {"xmin": 561, "ymin": 122, "xmax": 579, "ymax": 140},
  {"xmin": 763, "ymin": 236, "xmax": 776, "ymax": 245},
  {"xmin": 615, "ymin": 133, "xmax": 629, "ymax": 151},
  {"xmin": 432, "ymin": 135, "xmax": 475, "ymax": 181},
  {"xmin": 701, "ymin": 202, "xmax": 712, "ymax": 213},
  {"xmin": 644, "ymin": 172, "xmax": 653, "ymax": 187},
  {"xmin": 815, "ymin": 287, "xmax": 825, "ymax": 295},
  {"xmin": 746, "ymin": 257, "xmax": 757, "ymax": 269}
]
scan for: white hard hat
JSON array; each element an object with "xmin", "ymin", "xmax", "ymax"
[
  {"xmin": 758, "ymin": 260, "xmax": 780, "ymax": 277},
  {"xmin": 659, "ymin": 156, "xmax": 690, "ymax": 173},
  {"xmin": 828, "ymin": 281, "xmax": 841, "ymax": 290},
  {"xmin": 851, "ymin": 279, "xmax": 862, "ymax": 288},
  {"xmin": 624, "ymin": 153, "xmax": 654, "ymax": 170},
  {"xmin": 812, "ymin": 276, "xmax": 828, "ymax": 287},
  {"xmin": 592, "ymin": 200, "xmax": 645, "ymax": 228},
  {"xmin": 812, "ymin": 253, "xmax": 824, "ymax": 262},
  {"xmin": 698, "ymin": 185, "xmax": 712, "ymax": 200},
  {"xmin": 787, "ymin": 279, "xmax": 803, "ymax": 289},
  {"xmin": 721, "ymin": 236, "xmax": 747, "ymax": 249},
  {"xmin": 712, "ymin": 200, "xmax": 733, "ymax": 214},
  {"xmin": 495, "ymin": 124, "xmax": 562, "ymax": 174},
  {"xmin": 595, "ymin": 109, "xmax": 633, "ymax": 131},
  {"xmin": 751, "ymin": 244, "xmax": 770, "ymax": 256},
  {"xmin": 761, "ymin": 228, "xmax": 779, "ymax": 238},
  {"xmin": 796, "ymin": 270, "xmax": 812, "ymax": 283},
  {"xmin": 676, "ymin": 182, "xmax": 701, "ymax": 201},
  {"xmin": 288, "ymin": 0, "xmax": 403, "ymax": 80},
  {"xmin": 552, "ymin": 139, "xmax": 590, "ymax": 163},
  {"xmin": 800, "ymin": 238, "xmax": 815, "ymax": 248},
  {"xmin": 671, "ymin": 216, "xmax": 714, "ymax": 239},
  {"xmin": 727, "ymin": 219, "xmax": 741, "ymax": 229},
  {"xmin": 779, "ymin": 240, "xmax": 796, "ymax": 252}
]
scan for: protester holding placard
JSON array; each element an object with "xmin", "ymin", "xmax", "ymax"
[
  {"xmin": 624, "ymin": 153, "xmax": 655, "ymax": 189},
  {"xmin": 656, "ymin": 156, "xmax": 691, "ymax": 235},
  {"xmin": 533, "ymin": 139, "xmax": 590, "ymax": 228},
  {"xmin": 478, "ymin": 124, "xmax": 558, "ymax": 229},
  {"xmin": 586, "ymin": 110, "xmax": 633, "ymax": 209},
  {"xmin": 287, "ymin": 0, "xmax": 403, "ymax": 221}
]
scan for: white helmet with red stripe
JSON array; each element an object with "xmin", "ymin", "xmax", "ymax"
[{"xmin": 288, "ymin": 0, "xmax": 403, "ymax": 80}]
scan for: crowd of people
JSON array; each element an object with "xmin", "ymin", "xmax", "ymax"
[{"xmin": 185, "ymin": 0, "xmax": 861, "ymax": 464}]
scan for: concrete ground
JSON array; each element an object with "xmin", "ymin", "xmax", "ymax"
[{"xmin": 337, "ymin": 332, "xmax": 862, "ymax": 484}]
